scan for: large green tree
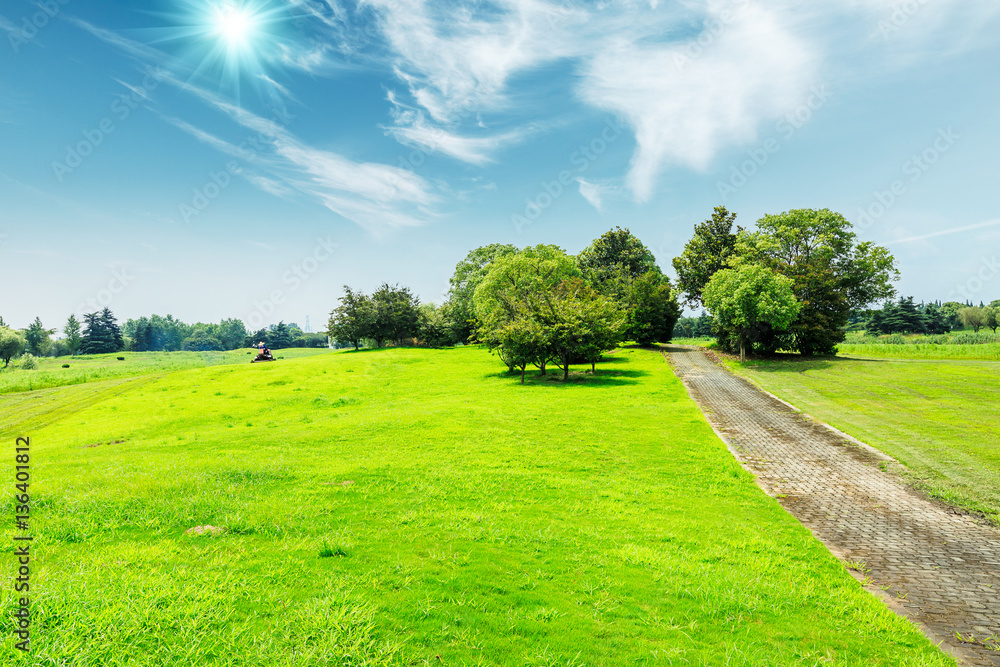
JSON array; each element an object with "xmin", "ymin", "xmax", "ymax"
[
  {"xmin": 0, "ymin": 326, "xmax": 25, "ymax": 367},
  {"xmin": 63, "ymin": 315, "xmax": 83, "ymax": 355},
  {"xmin": 577, "ymin": 228, "xmax": 680, "ymax": 344},
  {"xmin": 476, "ymin": 246, "xmax": 624, "ymax": 379},
  {"xmin": 447, "ymin": 244, "xmax": 518, "ymax": 344},
  {"xmin": 547, "ymin": 278, "xmax": 625, "ymax": 379},
  {"xmin": 672, "ymin": 206, "xmax": 741, "ymax": 306},
  {"xmin": 24, "ymin": 316, "xmax": 55, "ymax": 356},
  {"xmin": 703, "ymin": 264, "xmax": 801, "ymax": 361},
  {"xmin": 369, "ymin": 283, "xmax": 421, "ymax": 348},
  {"xmin": 577, "ymin": 226, "xmax": 660, "ymax": 297},
  {"xmin": 418, "ymin": 303, "xmax": 457, "ymax": 348},
  {"xmin": 182, "ymin": 330, "xmax": 224, "ymax": 351},
  {"xmin": 738, "ymin": 208, "xmax": 897, "ymax": 355},
  {"xmin": 476, "ymin": 245, "xmax": 582, "ymax": 375},
  {"xmin": 81, "ymin": 308, "xmax": 124, "ymax": 354},
  {"xmin": 959, "ymin": 306, "xmax": 986, "ymax": 333},
  {"xmin": 984, "ymin": 306, "xmax": 998, "ymax": 333},
  {"xmin": 625, "ymin": 272, "xmax": 681, "ymax": 345},
  {"xmin": 217, "ymin": 318, "xmax": 249, "ymax": 350},
  {"xmin": 268, "ymin": 322, "xmax": 293, "ymax": 349},
  {"xmin": 328, "ymin": 286, "xmax": 373, "ymax": 350}
]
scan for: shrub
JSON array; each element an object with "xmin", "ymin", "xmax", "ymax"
[
  {"xmin": 20, "ymin": 354, "xmax": 38, "ymax": 370},
  {"xmin": 62, "ymin": 364, "xmax": 70, "ymax": 368}
]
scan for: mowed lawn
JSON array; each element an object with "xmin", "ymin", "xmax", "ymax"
[
  {"xmin": 1, "ymin": 347, "xmax": 955, "ymax": 666},
  {"xmin": 728, "ymin": 354, "xmax": 1000, "ymax": 524}
]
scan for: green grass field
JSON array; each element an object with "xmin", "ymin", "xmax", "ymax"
[
  {"xmin": 835, "ymin": 342, "xmax": 1000, "ymax": 360},
  {"xmin": 0, "ymin": 347, "xmax": 955, "ymax": 665},
  {"xmin": 0, "ymin": 348, "xmax": 332, "ymax": 395},
  {"xmin": 726, "ymin": 352, "xmax": 1000, "ymax": 525}
]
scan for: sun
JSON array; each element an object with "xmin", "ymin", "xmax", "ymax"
[{"xmin": 213, "ymin": 3, "xmax": 258, "ymax": 50}]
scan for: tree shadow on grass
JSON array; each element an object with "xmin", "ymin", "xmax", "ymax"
[{"xmin": 483, "ymin": 368, "xmax": 649, "ymax": 387}]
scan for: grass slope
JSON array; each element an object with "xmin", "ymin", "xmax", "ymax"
[
  {"xmin": 1, "ymin": 347, "xmax": 954, "ymax": 665},
  {"xmin": 727, "ymin": 354, "xmax": 1000, "ymax": 524},
  {"xmin": 0, "ymin": 348, "xmax": 332, "ymax": 395}
]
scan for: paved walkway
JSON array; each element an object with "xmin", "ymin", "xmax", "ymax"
[{"xmin": 666, "ymin": 345, "xmax": 1000, "ymax": 666}]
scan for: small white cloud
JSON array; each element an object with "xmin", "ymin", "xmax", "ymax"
[
  {"xmin": 115, "ymin": 78, "xmax": 153, "ymax": 102},
  {"xmin": 383, "ymin": 98, "xmax": 531, "ymax": 165},
  {"xmin": 576, "ymin": 178, "xmax": 604, "ymax": 212},
  {"xmin": 276, "ymin": 42, "xmax": 331, "ymax": 73},
  {"xmin": 257, "ymin": 74, "xmax": 298, "ymax": 104}
]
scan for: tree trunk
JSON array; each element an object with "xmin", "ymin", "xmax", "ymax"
[
  {"xmin": 563, "ymin": 360, "xmax": 569, "ymax": 381},
  {"xmin": 591, "ymin": 361, "xmax": 595, "ymax": 373},
  {"xmin": 539, "ymin": 359, "xmax": 546, "ymax": 375},
  {"xmin": 521, "ymin": 366, "xmax": 526, "ymax": 384},
  {"xmin": 740, "ymin": 336, "xmax": 745, "ymax": 363}
]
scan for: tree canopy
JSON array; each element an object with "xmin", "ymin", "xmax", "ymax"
[
  {"xmin": 703, "ymin": 264, "xmax": 801, "ymax": 361},
  {"xmin": 0, "ymin": 326, "xmax": 25, "ymax": 367},
  {"xmin": 676, "ymin": 207, "xmax": 898, "ymax": 356},
  {"xmin": 475, "ymin": 245, "xmax": 624, "ymax": 381},
  {"xmin": 24, "ymin": 317, "xmax": 55, "ymax": 356},
  {"xmin": 577, "ymin": 226, "xmax": 660, "ymax": 292},
  {"xmin": 328, "ymin": 286, "xmax": 373, "ymax": 350},
  {"xmin": 81, "ymin": 308, "xmax": 124, "ymax": 355},
  {"xmin": 672, "ymin": 206, "xmax": 740, "ymax": 307},
  {"xmin": 447, "ymin": 244, "xmax": 518, "ymax": 344}
]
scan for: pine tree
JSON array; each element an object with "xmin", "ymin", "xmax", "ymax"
[
  {"xmin": 81, "ymin": 309, "xmax": 123, "ymax": 354},
  {"xmin": 101, "ymin": 308, "xmax": 124, "ymax": 351},
  {"xmin": 64, "ymin": 315, "xmax": 83, "ymax": 355}
]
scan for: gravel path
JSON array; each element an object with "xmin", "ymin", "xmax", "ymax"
[{"xmin": 666, "ymin": 345, "xmax": 1000, "ymax": 666}]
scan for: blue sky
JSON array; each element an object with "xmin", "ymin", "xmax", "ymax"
[{"xmin": 2, "ymin": 0, "xmax": 999, "ymax": 331}]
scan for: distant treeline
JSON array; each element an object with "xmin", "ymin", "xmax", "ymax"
[
  {"xmin": 0, "ymin": 310, "xmax": 327, "ymax": 365},
  {"xmin": 861, "ymin": 298, "xmax": 999, "ymax": 335}
]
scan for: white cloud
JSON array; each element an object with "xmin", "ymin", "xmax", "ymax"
[
  {"xmin": 579, "ymin": 5, "xmax": 815, "ymax": 201},
  {"xmin": 365, "ymin": 0, "xmax": 1000, "ymax": 203},
  {"xmin": 576, "ymin": 178, "xmax": 604, "ymax": 212},
  {"xmin": 383, "ymin": 92, "xmax": 534, "ymax": 165},
  {"xmin": 365, "ymin": 0, "xmax": 586, "ymax": 122},
  {"xmin": 275, "ymin": 42, "xmax": 332, "ymax": 73}
]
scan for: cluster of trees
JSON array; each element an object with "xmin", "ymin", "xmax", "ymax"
[
  {"xmin": 859, "ymin": 298, "xmax": 999, "ymax": 335},
  {"xmin": 327, "ymin": 284, "xmax": 428, "ymax": 350},
  {"xmin": 673, "ymin": 207, "xmax": 898, "ymax": 358},
  {"xmin": 127, "ymin": 315, "xmax": 323, "ymax": 351},
  {"xmin": 473, "ymin": 233, "xmax": 680, "ymax": 381},
  {"xmin": 0, "ymin": 310, "xmax": 327, "ymax": 366},
  {"xmin": 955, "ymin": 304, "xmax": 1000, "ymax": 333},
  {"xmin": 672, "ymin": 312, "xmax": 715, "ymax": 338},
  {"xmin": 328, "ymin": 229, "xmax": 681, "ymax": 381}
]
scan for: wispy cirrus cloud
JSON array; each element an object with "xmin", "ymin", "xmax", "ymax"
[
  {"xmin": 383, "ymin": 91, "xmax": 535, "ymax": 165},
  {"xmin": 364, "ymin": 0, "xmax": 586, "ymax": 122},
  {"xmin": 71, "ymin": 17, "xmax": 436, "ymax": 232}
]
